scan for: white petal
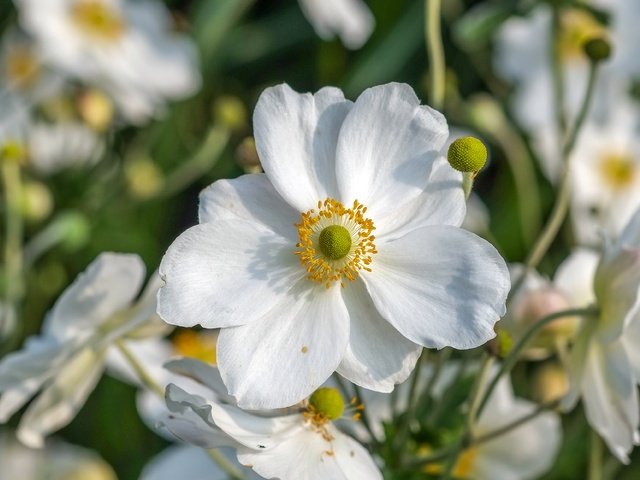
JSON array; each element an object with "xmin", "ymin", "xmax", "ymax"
[
  {"xmin": 337, "ymin": 279, "xmax": 421, "ymax": 392},
  {"xmin": 164, "ymin": 358, "xmax": 235, "ymax": 404},
  {"xmin": 158, "ymin": 220, "xmax": 304, "ymax": 328},
  {"xmin": 298, "ymin": 0, "xmax": 375, "ymax": 49},
  {"xmin": 198, "ymin": 174, "xmax": 298, "ymax": 239},
  {"xmin": 362, "ymin": 226, "xmax": 509, "ymax": 349},
  {"xmin": 581, "ymin": 341, "xmax": 639, "ymax": 463},
  {"xmin": 43, "ymin": 253, "xmax": 145, "ymax": 341},
  {"xmin": 622, "ymin": 312, "xmax": 640, "ymax": 381},
  {"xmin": 17, "ymin": 348, "xmax": 105, "ymax": 448},
  {"xmin": 553, "ymin": 248, "xmax": 599, "ymax": 307},
  {"xmin": 335, "ymin": 83, "xmax": 449, "ymax": 221},
  {"xmin": 374, "ymin": 156, "xmax": 466, "ymax": 241},
  {"xmin": 237, "ymin": 424, "xmax": 382, "ymax": 480},
  {"xmin": 253, "ymin": 84, "xmax": 352, "ymax": 212},
  {"xmin": 217, "ymin": 280, "xmax": 350, "ymax": 409}
]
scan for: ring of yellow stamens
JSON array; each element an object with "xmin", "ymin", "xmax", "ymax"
[
  {"xmin": 70, "ymin": 0, "xmax": 126, "ymax": 41},
  {"xmin": 295, "ymin": 198, "xmax": 377, "ymax": 288}
]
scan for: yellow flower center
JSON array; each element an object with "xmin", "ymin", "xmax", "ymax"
[
  {"xmin": 295, "ymin": 198, "xmax": 377, "ymax": 288},
  {"xmin": 172, "ymin": 329, "xmax": 217, "ymax": 365},
  {"xmin": 557, "ymin": 9, "xmax": 606, "ymax": 61},
  {"xmin": 423, "ymin": 446, "xmax": 478, "ymax": 478},
  {"xmin": 599, "ymin": 153, "xmax": 636, "ymax": 190},
  {"xmin": 70, "ymin": 0, "xmax": 126, "ymax": 41},
  {"xmin": 5, "ymin": 46, "xmax": 40, "ymax": 89}
]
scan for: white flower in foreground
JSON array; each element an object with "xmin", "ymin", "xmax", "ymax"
[
  {"xmin": 298, "ymin": 0, "xmax": 375, "ymax": 49},
  {"xmin": 559, "ymin": 209, "xmax": 640, "ymax": 462},
  {"xmin": 161, "ymin": 359, "xmax": 382, "ymax": 480},
  {"xmin": 0, "ymin": 429, "xmax": 116, "ymax": 480},
  {"xmin": 16, "ymin": 0, "xmax": 201, "ymax": 123},
  {"xmin": 28, "ymin": 121, "xmax": 104, "ymax": 174},
  {"xmin": 0, "ymin": 252, "xmax": 159, "ymax": 447},
  {"xmin": 157, "ymin": 82, "xmax": 510, "ymax": 409},
  {"xmin": 569, "ymin": 99, "xmax": 640, "ymax": 245}
]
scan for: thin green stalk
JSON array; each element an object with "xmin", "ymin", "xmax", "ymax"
[
  {"xmin": 588, "ymin": 429, "xmax": 603, "ymax": 480},
  {"xmin": 511, "ymin": 60, "xmax": 600, "ymax": 299},
  {"xmin": 551, "ymin": 6, "xmax": 567, "ymax": 135},
  {"xmin": 396, "ymin": 350, "xmax": 426, "ymax": 451},
  {"xmin": 466, "ymin": 354, "xmax": 494, "ymax": 432},
  {"xmin": 207, "ymin": 449, "xmax": 245, "ymax": 480},
  {"xmin": 475, "ymin": 306, "xmax": 599, "ymax": 419},
  {"xmin": 115, "ymin": 340, "xmax": 164, "ymax": 398},
  {"xmin": 426, "ymin": 0, "xmax": 445, "ymax": 110}
]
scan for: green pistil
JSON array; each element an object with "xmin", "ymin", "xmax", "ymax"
[
  {"xmin": 309, "ymin": 387, "xmax": 345, "ymax": 420},
  {"xmin": 318, "ymin": 225, "xmax": 351, "ymax": 260}
]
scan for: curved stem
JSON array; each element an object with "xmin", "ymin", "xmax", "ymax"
[
  {"xmin": 207, "ymin": 449, "xmax": 245, "ymax": 480},
  {"xmin": 425, "ymin": 0, "xmax": 445, "ymax": 110},
  {"xmin": 115, "ymin": 340, "xmax": 164, "ymax": 398}
]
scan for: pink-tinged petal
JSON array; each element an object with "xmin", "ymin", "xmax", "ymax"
[
  {"xmin": 337, "ymin": 279, "xmax": 421, "ymax": 392},
  {"xmin": 217, "ymin": 281, "xmax": 349, "ymax": 409},
  {"xmin": 43, "ymin": 252, "xmax": 145, "ymax": 341},
  {"xmin": 157, "ymin": 220, "xmax": 304, "ymax": 329},
  {"xmin": 253, "ymin": 84, "xmax": 352, "ymax": 212},
  {"xmin": 198, "ymin": 174, "xmax": 298, "ymax": 241},
  {"xmin": 335, "ymin": 83, "xmax": 450, "ymax": 222},
  {"xmin": 362, "ymin": 226, "xmax": 509, "ymax": 349},
  {"xmin": 237, "ymin": 424, "xmax": 382, "ymax": 480}
]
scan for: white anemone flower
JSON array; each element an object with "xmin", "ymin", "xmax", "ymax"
[
  {"xmin": 160, "ymin": 359, "xmax": 383, "ymax": 480},
  {"xmin": 157, "ymin": 82, "xmax": 510, "ymax": 410},
  {"xmin": 28, "ymin": 121, "xmax": 105, "ymax": 174},
  {"xmin": 298, "ymin": 0, "xmax": 375, "ymax": 50},
  {"xmin": 558, "ymin": 209, "xmax": 640, "ymax": 462},
  {"xmin": 569, "ymin": 99, "xmax": 640, "ymax": 245},
  {"xmin": 0, "ymin": 252, "xmax": 159, "ymax": 448},
  {"xmin": 15, "ymin": 0, "xmax": 201, "ymax": 124}
]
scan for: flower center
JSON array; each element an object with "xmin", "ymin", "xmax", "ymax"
[
  {"xmin": 5, "ymin": 47, "xmax": 40, "ymax": 89},
  {"xmin": 172, "ymin": 329, "xmax": 217, "ymax": 365},
  {"xmin": 295, "ymin": 198, "xmax": 377, "ymax": 288},
  {"xmin": 70, "ymin": 0, "xmax": 125, "ymax": 41},
  {"xmin": 599, "ymin": 153, "xmax": 636, "ymax": 190},
  {"xmin": 557, "ymin": 9, "xmax": 605, "ymax": 61},
  {"xmin": 308, "ymin": 387, "xmax": 345, "ymax": 421}
]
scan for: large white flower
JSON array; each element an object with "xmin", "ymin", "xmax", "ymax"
[
  {"xmin": 559, "ymin": 208, "xmax": 640, "ymax": 462},
  {"xmin": 157, "ymin": 82, "xmax": 510, "ymax": 409},
  {"xmin": 15, "ymin": 0, "xmax": 201, "ymax": 123},
  {"xmin": 298, "ymin": 0, "xmax": 375, "ymax": 50},
  {"xmin": 0, "ymin": 252, "xmax": 159, "ymax": 447},
  {"xmin": 160, "ymin": 360, "xmax": 382, "ymax": 480}
]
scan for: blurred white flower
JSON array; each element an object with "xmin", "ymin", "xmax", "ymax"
[
  {"xmin": 157, "ymin": 82, "xmax": 510, "ymax": 410},
  {"xmin": 140, "ymin": 444, "xmax": 259, "ymax": 480},
  {"xmin": 559, "ymin": 209, "xmax": 640, "ymax": 463},
  {"xmin": 569, "ymin": 98, "xmax": 640, "ymax": 245},
  {"xmin": 0, "ymin": 28, "xmax": 65, "ymax": 104},
  {"xmin": 0, "ymin": 430, "xmax": 116, "ymax": 480},
  {"xmin": 160, "ymin": 360, "xmax": 382, "ymax": 480},
  {"xmin": 0, "ymin": 93, "xmax": 29, "ymax": 149},
  {"xmin": 298, "ymin": 0, "xmax": 375, "ymax": 49},
  {"xmin": 28, "ymin": 121, "xmax": 104, "ymax": 174},
  {"xmin": 0, "ymin": 252, "xmax": 159, "ymax": 448},
  {"xmin": 16, "ymin": 0, "xmax": 201, "ymax": 124}
]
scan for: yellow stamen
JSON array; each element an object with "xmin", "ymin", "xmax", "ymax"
[
  {"xmin": 295, "ymin": 198, "xmax": 377, "ymax": 288},
  {"xmin": 599, "ymin": 153, "xmax": 636, "ymax": 190},
  {"xmin": 70, "ymin": 0, "xmax": 126, "ymax": 41},
  {"xmin": 5, "ymin": 46, "xmax": 40, "ymax": 88}
]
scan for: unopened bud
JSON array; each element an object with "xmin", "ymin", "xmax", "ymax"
[
  {"xmin": 78, "ymin": 89, "xmax": 114, "ymax": 132},
  {"xmin": 213, "ymin": 95, "xmax": 247, "ymax": 132},
  {"xmin": 235, "ymin": 136, "xmax": 261, "ymax": 173},
  {"xmin": 583, "ymin": 36, "xmax": 612, "ymax": 63},
  {"xmin": 20, "ymin": 180, "xmax": 53, "ymax": 222},
  {"xmin": 124, "ymin": 157, "xmax": 164, "ymax": 199},
  {"xmin": 532, "ymin": 362, "xmax": 569, "ymax": 404}
]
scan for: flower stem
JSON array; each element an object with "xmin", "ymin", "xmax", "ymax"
[
  {"xmin": 207, "ymin": 449, "xmax": 245, "ymax": 480},
  {"xmin": 114, "ymin": 340, "xmax": 165, "ymax": 398},
  {"xmin": 425, "ymin": 0, "xmax": 445, "ymax": 110},
  {"xmin": 475, "ymin": 306, "xmax": 599, "ymax": 419},
  {"xmin": 396, "ymin": 350, "xmax": 426, "ymax": 452},
  {"xmin": 588, "ymin": 429, "xmax": 603, "ymax": 480},
  {"xmin": 511, "ymin": 60, "xmax": 600, "ymax": 299},
  {"xmin": 466, "ymin": 354, "xmax": 494, "ymax": 432}
]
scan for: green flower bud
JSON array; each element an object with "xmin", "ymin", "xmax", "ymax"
[
  {"xmin": 583, "ymin": 36, "xmax": 612, "ymax": 63},
  {"xmin": 447, "ymin": 136, "xmax": 487, "ymax": 173}
]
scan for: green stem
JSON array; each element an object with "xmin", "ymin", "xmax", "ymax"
[
  {"xmin": 207, "ymin": 449, "xmax": 245, "ymax": 480},
  {"xmin": 396, "ymin": 350, "xmax": 425, "ymax": 451},
  {"xmin": 551, "ymin": 6, "xmax": 567, "ymax": 135},
  {"xmin": 1, "ymin": 158, "xmax": 23, "ymax": 338},
  {"xmin": 115, "ymin": 340, "xmax": 164, "ymax": 398},
  {"xmin": 588, "ymin": 429, "xmax": 603, "ymax": 480},
  {"xmin": 466, "ymin": 354, "xmax": 494, "ymax": 432},
  {"xmin": 426, "ymin": 0, "xmax": 445, "ymax": 110},
  {"xmin": 475, "ymin": 307, "xmax": 599, "ymax": 419}
]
